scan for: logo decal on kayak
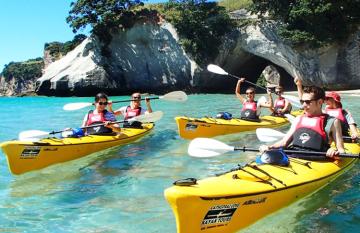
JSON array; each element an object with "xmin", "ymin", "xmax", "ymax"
[
  {"xmin": 243, "ymin": 197, "xmax": 267, "ymax": 205},
  {"xmin": 185, "ymin": 123, "xmax": 198, "ymax": 131},
  {"xmin": 21, "ymin": 146, "xmax": 41, "ymax": 159},
  {"xmin": 201, "ymin": 203, "xmax": 239, "ymax": 229},
  {"xmin": 299, "ymin": 133, "xmax": 310, "ymax": 144}
]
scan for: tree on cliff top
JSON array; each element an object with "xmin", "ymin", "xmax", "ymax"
[
  {"xmin": 250, "ymin": 0, "xmax": 360, "ymax": 47},
  {"xmin": 66, "ymin": 0, "xmax": 161, "ymax": 56},
  {"xmin": 66, "ymin": 0, "xmax": 145, "ymax": 33},
  {"xmin": 160, "ymin": 0, "xmax": 234, "ymax": 64}
]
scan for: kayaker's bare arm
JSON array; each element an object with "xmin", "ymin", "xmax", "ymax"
[
  {"xmin": 282, "ymin": 100, "xmax": 292, "ymax": 113},
  {"xmin": 107, "ymin": 102, "xmax": 123, "ymax": 116},
  {"xmin": 145, "ymin": 97, "xmax": 153, "ymax": 113},
  {"xmin": 349, "ymin": 124, "xmax": 359, "ymax": 139},
  {"xmin": 294, "ymin": 76, "xmax": 303, "ymax": 100},
  {"xmin": 104, "ymin": 121, "xmax": 121, "ymax": 133},
  {"xmin": 82, "ymin": 114, "xmax": 88, "ymax": 127},
  {"xmin": 235, "ymin": 79, "xmax": 246, "ymax": 103},
  {"xmin": 260, "ymin": 117, "xmax": 299, "ymax": 152}
]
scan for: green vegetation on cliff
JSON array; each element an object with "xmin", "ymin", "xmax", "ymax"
[
  {"xmin": 66, "ymin": 0, "xmax": 234, "ymax": 63},
  {"xmin": 150, "ymin": 0, "xmax": 235, "ymax": 64},
  {"xmin": 1, "ymin": 34, "xmax": 86, "ymax": 81},
  {"xmin": 250, "ymin": 0, "xmax": 360, "ymax": 47},
  {"xmin": 66, "ymin": 0, "xmax": 155, "ymax": 56},
  {"xmin": 44, "ymin": 34, "xmax": 87, "ymax": 59},
  {"xmin": 218, "ymin": 0, "xmax": 252, "ymax": 12},
  {"xmin": 2, "ymin": 58, "xmax": 44, "ymax": 81}
]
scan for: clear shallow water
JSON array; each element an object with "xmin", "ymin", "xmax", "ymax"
[{"xmin": 0, "ymin": 94, "xmax": 359, "ymax": 232}]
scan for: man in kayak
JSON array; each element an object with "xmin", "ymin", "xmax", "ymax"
[
  {"xmin": 260, "ymin": 86, "xmax": 345, "ymax": 158},
  {"xmin": 271, "ymin": 85, "xmax": 292, "ymax": 116},
  {"xmin": 295, "ymin": 77, "xmax": 358, "ymax": 139},
  {"xmin": 82, "ymin": 92, "xmax": 121, "ymax": 135},
  {"xmin": 111, "ymin": 92, "xmax": 153, "ymax": 128},
  {"xmin": 235, "ymin": 78, "xmax": 273, "ymax": 121}
]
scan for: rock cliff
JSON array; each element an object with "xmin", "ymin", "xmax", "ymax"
[
  {"xmin": 3, "ymin": 11, "xmax": 360, "ymax": 96},
  {"xmin": 36, "ymin": 22, "xmax": 195, "ymax": 96},
  {"xmin": 212, "ymin": 10, "xmax": 360, "ymax": 90}
]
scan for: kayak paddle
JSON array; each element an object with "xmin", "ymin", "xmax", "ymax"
[
  {"xmin": 18, "ymin": 111, "xmax": 163, "ymax": 141},
  {"xmin": 188, "ymin": 137, "xmax": 360, "ymax": 158},
  {"xmin": 63, "ymin": 91, "xmax": 188, "ymax": 111},
  {"xmin": 207, "ymin": 64, "xmax": 302, "ymax": 108},
  {"xmin": 256, "ymin": 128, "xmax": 357, "ymax": 143}
]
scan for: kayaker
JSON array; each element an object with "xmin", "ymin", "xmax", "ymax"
[
  {"xmin": 324, "ymin": 91, "xmax": 358, "ymax": 139},
  {"xmin": 82, "ymin": 92, "xmax": 121, "ymax": 135},
  {"xmin": 271, "ymin": 85, "xmax": 292, "ymax": 116},
  {"xmin": 235, "ymin": 78, "xmax": 273, "ymax": 121},
  {"xmin": 295, "ymin": 77, "xmax": 358, "ymax": 139},
  {"xmin": 260, "ymin": 86, "xmax": 345, "ymax": 159},
  {"xmin": 111, "ymin": 92, "xmax": 153, "ymax": 128}
]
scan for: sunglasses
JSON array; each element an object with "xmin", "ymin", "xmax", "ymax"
[
  {"xmin": 300, "ymin": 99, "xmax": 318, "ymax": 105},
  {"xmin": 246, "ymin": 92, "xmax": 254, "ymax": 95},
  {"xmin": 132, "ymin": 96, "xmax": 141, "ymax": 100},
  {"xmin": 275, "ymin": 91, "xmax": 282, "ymax": 94},
  {"xmin": 98, "ymin": 101, "xmax": 108, "ymax": 106}
]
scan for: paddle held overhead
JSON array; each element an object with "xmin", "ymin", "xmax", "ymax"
[{"xmin": 207, "ymin": 64, "xmax": 302, "ymax": 108}]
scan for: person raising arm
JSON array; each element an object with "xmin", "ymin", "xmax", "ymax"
[{"xmin": 235, "ymin": 78, "xmax": 273, "ymax": 121}]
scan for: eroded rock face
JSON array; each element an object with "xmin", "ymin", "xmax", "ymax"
[
  {"xmin": 36, "ymin": 22, "xmax": 195, "ymax": 96},
  {"xmin": 0, "ymin": 75, "xmax": 36, "ymax": 96},
  {"xmin": 218, "ymin": 12, "xmax": 360, "ymax": 90}
]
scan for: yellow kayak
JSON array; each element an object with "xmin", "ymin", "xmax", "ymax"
[
  {"xmin": 0, "ymin": 123, "xmax": 154, "ymax": 175},
  {"xmin": 164, "ymin": 142, "xmax": 360, "ymax": 233},
  {"xmin": 175, "ymin": 110, "xmax": 303, "ymax": 139}
]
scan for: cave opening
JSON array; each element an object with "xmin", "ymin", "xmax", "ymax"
[{"xmin": 224, "ymin": 55, "xmax": 297, "ymax": 94}]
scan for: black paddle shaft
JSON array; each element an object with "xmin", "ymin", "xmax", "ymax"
[
  {"xmin": 112, "ymin": 96, "xmax": 160, "ymax": 104},
  {"xmin": 234, "ymin": 147, "xmax": 360, "ymax": 159}
]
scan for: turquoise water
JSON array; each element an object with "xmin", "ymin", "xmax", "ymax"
[{"xmin": 0, "ymin": 94, "xmax": 360, "ymax": 232}]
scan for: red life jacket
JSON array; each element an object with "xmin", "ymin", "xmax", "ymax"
[
  {"xmin": 86, "ymin": 111, "xmax": 106, "ymax": 126},
  {"xmin": 241, "ymin": 101, "xmax": 258, "ymax": 120},
  {"xmin": 124, "ymin": 106, "xmax": 142, "ymax": 120},
  {"xmin": 291, "ymin": 114, "xmax": 330, "ymax": 151},
  {"xmin": 86, "ymin": 110, "xmax": 112, "ymax": 135},
  {"xmin": 324, "ymin": 107, "xmax": 349, "ymax": 135},
  {"xmin": 274, "ymin": 98, "xmax": 285, "ymax": 111}
]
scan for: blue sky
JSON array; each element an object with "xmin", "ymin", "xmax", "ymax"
[{"xmin": 0, "ymin": 0, "xmax": 167, "ymax": 71}]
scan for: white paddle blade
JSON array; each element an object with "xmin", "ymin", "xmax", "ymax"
[
  {"xmin": 255, "ymin": 128, "xmax": 285, "ymax": 142},
  {"xmin": 284, "ymin": 114, "xmax": 296, "ymax": 123},
  {"xmin": 282, "ymin": 94, "xmax": 302, "ymax": 108},
  {"xmin": 18, "ymin": 130, "xmax": 50, "ymax": 141},
  {"xmin": 188, "ymin": 147, "xmax": 223, "ymax": 158},
  {"xmin": 130, "ymin": 111, "xmax": 163, "ymax": 123},
  {"xmin": 207, "ymin": 64, "xmax": 228, "ymax": 75},
  {"xmin": 188, "ymin": 138, "xmax": 234, "ymax": 158},
  {"xmin": 258, "ymin": 96, "xmax": 267, "ymax": 105},
  {"xmin": 63, "ymin": 102, "xmax": 92, "ymax": 111},
  {"xmin": 160, "ymin": 91, "xmax": 188, "ymax": 102}
]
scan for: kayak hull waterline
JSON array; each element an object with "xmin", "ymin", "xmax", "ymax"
[
  {"xmin": 164, "ymin": 142, "xmax": 360, "ymax": 233},
  {"xmin": 175, "ymin": 111, "xmax": 303, "ymax": 139},
  {"xmin": 0, "ymin": 123, "xmax": 154, "ymax": 175}
]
